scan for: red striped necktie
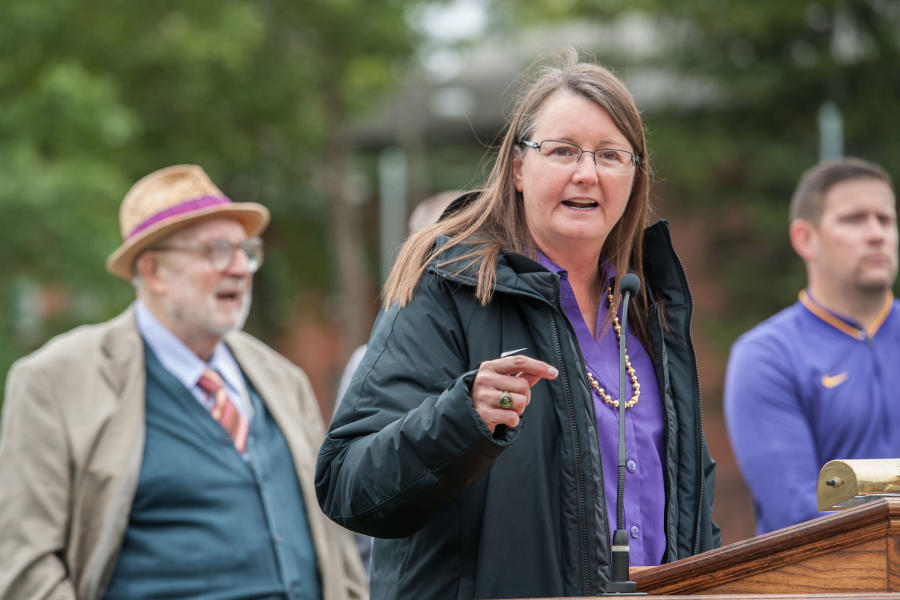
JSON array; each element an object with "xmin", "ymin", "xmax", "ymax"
[{"xmin": 197, "ymin": 369, "xmax": 249, "ymax": 453}]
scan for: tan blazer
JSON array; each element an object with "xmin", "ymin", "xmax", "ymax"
[{"xmin": 0, "ymin": 307, "xmax": 367, "ymax": 600}]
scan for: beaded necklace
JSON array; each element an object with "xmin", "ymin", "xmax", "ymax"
[{"xmin": 585, "ymin": 286, "xmax": 640, "ymax": 409}]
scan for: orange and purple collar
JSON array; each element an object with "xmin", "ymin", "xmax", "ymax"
[{"xmin": 798, "ymin": 289, "xmax": 894, "ymax": 340}]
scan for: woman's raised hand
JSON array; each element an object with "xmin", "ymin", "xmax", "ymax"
[{"xmin": 471, "ymin": 354, "xmax": 558, "ymax": 433}]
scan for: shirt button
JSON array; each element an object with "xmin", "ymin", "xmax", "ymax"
[
  {"xmin": 626, "ymin": 459, "xmax": 637, "ymax": 473},
  {"xmin": 630, "ymin": 525, "xmax": 640, "ymax": 539}
]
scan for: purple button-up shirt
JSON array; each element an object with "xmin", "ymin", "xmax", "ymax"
[{"xmin": 537, "ymin": 253, "xmax": 666, "ymax": 566}]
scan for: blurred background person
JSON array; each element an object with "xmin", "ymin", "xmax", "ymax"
[
  {"xmin": 0, "ymin": 165, "xmax": 366, "ymax": 599},
  {"xmin": 316, "ymin": 48, "xmax": 719, "ymax": 599},
  {"xmin": 335, "ymin": 189, "xmax": 460, "ymax": 408},
  {"xmin": 725, "ymin": 157, "xmax": 899, "ymax": 535},
  {"xmin": 332, "ymin": 189, "xmax": 458, "ymax": 579},
  {"xmin": 332, "ymin": 189, "xmax": 459, "ymax": 579}
]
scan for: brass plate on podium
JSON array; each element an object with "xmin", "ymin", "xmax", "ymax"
[{"xmin": 818, "ymin": 458, "xmax": 900, "ymax": 511}]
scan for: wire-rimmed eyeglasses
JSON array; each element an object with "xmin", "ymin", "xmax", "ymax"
[
  {"xmin": 518, "ymin": 139, "xmax": 641, "ymax": 174},
  {"xmin": 152, "ymin": 237, "xmax": 264, "ymax": 273}
]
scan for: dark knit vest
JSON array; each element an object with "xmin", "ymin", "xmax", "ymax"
[{"xmin": 103, "ymin": 344, "xmax": 321, "ymax": 599}]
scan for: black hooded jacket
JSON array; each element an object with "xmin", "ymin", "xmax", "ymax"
[{"xmin": 316, "ymin": 220, "xmax": 720, "ymax": 599}]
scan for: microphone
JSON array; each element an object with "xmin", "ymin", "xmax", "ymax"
[{"xmin": 601, "ymin": 272, "xmax": 645, "ymax": 596}]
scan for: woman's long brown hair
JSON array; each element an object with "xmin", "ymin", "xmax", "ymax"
[{"xmin": 382, "ymin": 47, "xmax": 653, "ymax": 344}]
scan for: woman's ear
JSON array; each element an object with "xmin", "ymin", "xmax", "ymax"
[{"xmin": 512, "ymin": 152, "xmax": 524, "ymax": 193}]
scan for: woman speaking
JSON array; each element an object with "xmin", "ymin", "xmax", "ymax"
[{"xmin": 316, "ymin": 47, "xmax": 720, "ymax": 599}]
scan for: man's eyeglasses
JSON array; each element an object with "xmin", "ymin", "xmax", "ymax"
[
  {"xmin": 518, "ymin": 139, "xmax": 641, "ymax": 174},
  {"xmin": 152, "ymin": 237, "xmax": 264, "ymax": 273}
]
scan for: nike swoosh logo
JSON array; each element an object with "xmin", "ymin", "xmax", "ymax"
[{"xmin": 821, "ymin": 372, "xmax": 849, "ymax": 388}]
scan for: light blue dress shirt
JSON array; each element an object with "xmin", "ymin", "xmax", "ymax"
[{"xmin": 134, "ymin": 300, "xmax": 252, "ymax": 420}]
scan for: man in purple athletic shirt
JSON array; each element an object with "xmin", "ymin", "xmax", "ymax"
[{"xmin": 725, "ymin": 157, "xmax": 899, "ymax": 535}]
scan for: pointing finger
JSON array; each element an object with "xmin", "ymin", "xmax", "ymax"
[{"xmin": 494, "ymin": 355, "xmax": 558, "ymax": 383}]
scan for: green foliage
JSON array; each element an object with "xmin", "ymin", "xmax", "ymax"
[
  {"xmin": 5, "ymin": 0, "xmax": 899, "ymax": 412},
  {"xmin": 0, "ymin": 0, "xmax": 420, "ymax": 403},
  {"xmin": 466, "ymin": 0, "xmax": 900, "ymax": 406},
  {"xmin": 639, "ymin": 0, "xmax": 900, "ymax": 349}
]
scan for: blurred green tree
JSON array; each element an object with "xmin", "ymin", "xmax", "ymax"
[
  {"xmin": 482, "ymin": 0, "xmax": 900, "ymax": 354},
  {"xmin": 635, "ymin": 1, "xmax": 900, "ymax": 346},
  {"xmin": 0, "ymin": 0, "xmax": 419, "ymax": 402}
]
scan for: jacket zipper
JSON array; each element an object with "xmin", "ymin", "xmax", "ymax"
[
  {"xmin": 657, "ymin": 225, "xmax": 705, "ymax": 554},
  {"xmin": 589, "ymin": 366, "xmax": 612, "ymax": 586},
  {"xmin": 651, "ymin": 303, "xmax": 675, "ymax": 561},
  {"xmin": 548, "ymin": 310, "xmax": 592, "ymax": 595}
]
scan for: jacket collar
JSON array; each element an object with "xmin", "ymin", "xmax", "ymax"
[
  {"xmin": 225, "ymin": 332, "xmax": 278, "ymax": 402},
  {"xmin": 98, "ymin": 305, "xmax": 146, "ymax": 399},
  {"xmin": 426, "ymin": 235, "xmax": 560, "ymax": 303},
  {"xmin": 425, "ymin": 219, "xmax": 680, "ymax": 305},
  {"xmin": 223, "ymin": 332, "xmax": 316, "ymax": 459}
]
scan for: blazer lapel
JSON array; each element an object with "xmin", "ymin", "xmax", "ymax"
[
  {"xmin": 225, "ymin": 334, "xmax": 320, "ymax": 481},
  {"xmin": 77, "ymin": 306, "xmax": 149, "ymax": 599},
  {"xmin": 222, "ymin": 333, "xmax": 363, "ymax": 600}
]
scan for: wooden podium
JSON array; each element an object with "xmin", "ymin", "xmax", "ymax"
[{"xmin": 631, "ymin": 496, "xmax": 900, "ymax": 595}]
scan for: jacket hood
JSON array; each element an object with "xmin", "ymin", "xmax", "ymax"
[
  {"xmin": 425, "ymin": 219, "xmax": 681, "ymax": 310},
  {"xmin": 427, "ymin": 235, "xmax": 561, "ymax": 304}
]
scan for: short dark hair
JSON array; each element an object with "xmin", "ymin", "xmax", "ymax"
[{"xmin": 789, "ymin": 157, "xmax": 893, "ymax": 224}]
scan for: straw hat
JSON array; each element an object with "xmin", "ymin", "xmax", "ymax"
[{"xmin": 106, "ymin": 164, "xmax": 270, "ymax": 279}]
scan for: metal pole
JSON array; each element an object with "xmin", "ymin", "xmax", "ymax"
[
  {"xmin": 818, "ymin": 100, "xmax": 843, "ymax": 161},
  {"xmin": 378, "ymin": 147, "xmax": 408, "ymax": 283}
]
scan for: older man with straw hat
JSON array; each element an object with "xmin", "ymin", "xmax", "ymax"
[{"xmin": 0, "ymin": 165, "xmax": 367, "ymax": 600}]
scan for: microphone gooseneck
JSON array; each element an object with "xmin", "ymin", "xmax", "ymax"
[
  {"xmin": 615, "ymin": 273, "xmax": 640, "ymax": 531},
  {"xmin": 601, "ymin": 273, "xmax": 645, "ymax": 596}
]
